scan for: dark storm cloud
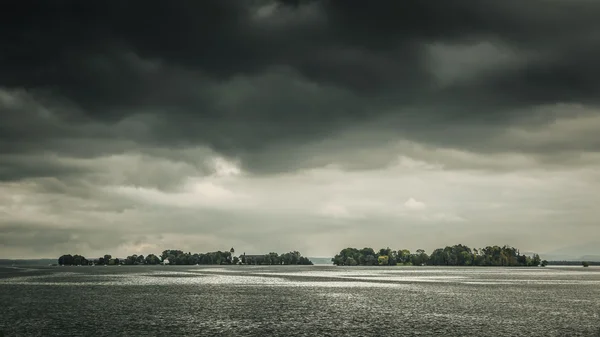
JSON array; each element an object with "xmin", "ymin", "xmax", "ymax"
[
  {"xmin": 1, "ymin": 0, "xmax": 600, "ymax": 176},
  {"xmin": 0, "ymin": 155, "xmax": 88, "ymax": 182}
]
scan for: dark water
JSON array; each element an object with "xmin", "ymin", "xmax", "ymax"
[{"xmin": 0, "ymin": 265, "xmax": 599, "ymax": 336}]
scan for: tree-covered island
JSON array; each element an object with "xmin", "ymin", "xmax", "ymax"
[
  {"xmin": 57, "ymin": 248, "xmax": 313, "ymax": 266},
  {"xmin": 332, "ymin": 244, "xmax": 548, "ymax": 267}
]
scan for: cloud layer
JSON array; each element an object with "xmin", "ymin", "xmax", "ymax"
[{"xmin": 1, "ymin": 0, "xmax": 599, "ymax": 258}]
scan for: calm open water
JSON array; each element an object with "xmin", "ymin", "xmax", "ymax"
[{"xmin": 0, "ymin": 265, "xmax": 599, "ymax": 336}]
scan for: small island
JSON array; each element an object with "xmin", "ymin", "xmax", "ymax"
[
  {"xmin": 332, "ymin": 244, "xmax": 548, "ymax": 267},
  {"xmin": 57, "ymin": 248, "xmax": 313, "ymax": 266}
]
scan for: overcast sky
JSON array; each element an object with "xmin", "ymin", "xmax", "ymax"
[{"xmin": 1, "ymin": 1, "xmax": 599, "ymax": 259}]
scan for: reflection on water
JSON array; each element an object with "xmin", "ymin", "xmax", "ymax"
[{"xmin": 1, "ymin": 266, "xmax": 599, "ymax": 336}]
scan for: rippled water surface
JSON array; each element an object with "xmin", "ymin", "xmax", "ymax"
[{"xmin": 1, "ymin": 265, "xmax": 599, "ymax": 336}]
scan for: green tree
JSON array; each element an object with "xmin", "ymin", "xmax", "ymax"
[
  {"xmin": 58, "ymin": 254, "xmax": 74, "ymax": 266},
  {"xmin": 331, "ymin": 256, "xmax": 342, "ymax": 266},
  {"xmin": 125, "ymin": 255, "xmax": 137, "ymax": 265},
  {"xmin": 377, "ymin": 255, "xmax": 389, "ymax": 266},
  {"xmin": 378, "ymin": 247, "xmax": 395, "ymax": 265},
  {"xmin": 397, "ymin": 249, "xmax": 411, "ymax": 264},
  {"xmin": 517, "ymin": 253, "xmax": 528, "ymax": 266},
  {"xmin": 531, "ymin": 254, "xmax": 541, "ymax": 267},
  {"xmin": 266, "ymin": 252, "xmax": 280, "ymax": 265},
  {"xmin": 364, "ymin": 254, "xmax": 377, "ymax": 266},
  {"xmin": 411, "ymin": 249, "xmax": 428, "ymax": 266},
  {"xmin": 145, "ymin": 254, "xmax": 159, "ymax": 265},
  {"xmin": 298, "ymin": 256, "xmax": 313, "ymax": 265}
]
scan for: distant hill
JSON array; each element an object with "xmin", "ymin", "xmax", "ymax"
[
  {"xmin": 0, "ymin": 259, "xmax": 56, "ymax": 266},
  {"xmin": 308, "ymin": 257, "xmax": 332, "ymax": 265},
  {"xmin": 541, "ymin": 241, "xmax": 600, "ymax": 261}
]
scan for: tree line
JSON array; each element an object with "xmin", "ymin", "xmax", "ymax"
[
  {"xmin": 240, "ymin": 251, "xmax": 313, "ymax": 265},
  {"xmin": 58, "ymin": 254, "xmax": 122, "ymax": 266},
  {"xmin": 332, "ymin": 244, "xmax": 548, "ymax": 267},
  {"xmin": 57, "ymin": 248, "xmax": 313, "ymax": 266}
]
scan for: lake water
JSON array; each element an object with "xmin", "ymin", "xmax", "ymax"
[{"xmin": 0, "ymin": 265, "xmax": 599, "ymax": 336}]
